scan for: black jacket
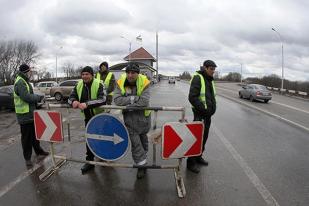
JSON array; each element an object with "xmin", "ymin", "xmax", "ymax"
[
  {"xmin": 188, "ymin": 70, "xmax": 216, "ymax": 119},
  {"xmin": 68, "ymin": 79, "xmax": 106, "ymax": 121}
]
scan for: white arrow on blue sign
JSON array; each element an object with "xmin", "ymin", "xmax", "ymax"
[{"xmin": 86, "ymin": 113, "xmax": 129, "ymax": 161}]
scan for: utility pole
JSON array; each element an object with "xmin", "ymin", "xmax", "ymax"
[
  {"xmin": 156, "ymin": 31, "xmax": 159, "ymax": 81},
  {"xmin": 272, "ymin": 28, "xmax": 284, "ymax": 91}
]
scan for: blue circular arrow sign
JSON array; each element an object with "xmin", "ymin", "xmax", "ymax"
[{"xmin": 85, "ymin": 113, "xmax": 129, "ymax": 161}]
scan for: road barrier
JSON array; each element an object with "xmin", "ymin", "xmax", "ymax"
[{"xmin": 35, "ymin": 103, "xmax": 201, "ymax": 198}]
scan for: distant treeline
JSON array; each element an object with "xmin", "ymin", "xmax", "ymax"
[{"xmin": 179, "ymin": 71, "xmax": 309, "ymax": 93}]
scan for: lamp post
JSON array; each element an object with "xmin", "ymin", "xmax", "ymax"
[
  {"xmin": 120, "ymin": 36, "xmax": 132, "ymax": 61},
  {"xmin": 55, "ymin": 46, "xmax": 63, "ymax": 83},
  {"xmin": 240, "ymin": 63, "xmax": 243, "ymax": 84},
  {"xmin": 271, "ymin": 27, "xmax": 284, "ymax": 91}
]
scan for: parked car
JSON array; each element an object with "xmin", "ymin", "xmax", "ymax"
[
  {"xmin": 36, "ymin": 81, "xmax": 58, "ymax": 96},
  {"xmin": 0, "ymin": 85, "xmax": 45, "ymax": 110},
  {"xmin": 50, "ymin": 79, "xmax": 79, "ymax": 101},
  {"xmin": 239, "ymin": 84, "xmax": 272, "ymax": 103},
  {"xmin": 151, "ymin": 78, "xmax": 158, "ymax": 84},
  {"xmin": 168, "ymin": 77, "xmax": 176, "ymax": 84}
]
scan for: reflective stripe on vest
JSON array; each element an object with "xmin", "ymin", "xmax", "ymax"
[
  {"xmin": 14, "ymin": 76, "xmax": 30, "ymax": 114},
  {"xmin": 76, "ymin": 79, "xmax": 104, "ymax": 116},
  {"xmin": 95, "ymin": 72, "xmax": 113, "ymax": 95},
  {"xmin": 191, "ymin": 72, "xmax": 216, "ymax": 109},
  {"xmin": 117, "ymin": 73, "xmax": 151, "ymax": 117}
]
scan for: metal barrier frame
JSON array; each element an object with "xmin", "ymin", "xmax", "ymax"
[{"xmin": 39, "ymin": 103, "xmax": 187, "ymax": 198}]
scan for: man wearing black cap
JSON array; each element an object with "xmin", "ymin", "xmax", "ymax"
[
  {"xmin": 187, "ymin": 60, "xmax": 217, "ymax": 173},
  {"xmin": 68, "ymin": 66, "xmax": 107, "ymax": 174},
  {"xmin": 114, "ymin": 63, "xmax": 151, "ymax": 179},
  {"xmin": 14, "ymin": 64, "xmax": 49, "ymax": 167},
  {"xmin": 95, "ymin": 61, "xmax": 115, "ymax": 105}
]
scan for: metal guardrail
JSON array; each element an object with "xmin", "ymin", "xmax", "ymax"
[{"xmin": 40, "ymin": 103, "xmax": 188, "ymax": 198}]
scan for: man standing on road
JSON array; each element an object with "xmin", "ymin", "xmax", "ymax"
[
  {"xmin": 95, "ymin": 61, "xmax": 115, "ymax": 105},
  {"xmin": 114, "ymin": 63, "xmax": 151, "ymax": 179},
  {"xmin": 14, "ymin": 64, "xmax": 49, "ymax": 167},
  {"xmin": 68, "ymin": 66, "xmax": 106, "ymax": 174},
  {"xmin": 187, "ymin": 60, "xmax": 217, "ymax": 173}
]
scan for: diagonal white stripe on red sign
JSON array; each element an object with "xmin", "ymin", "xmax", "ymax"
[
  {"xmin": 168, "ymin": 123, "xmax": 196, "ymax": 158},
  {"xmin": 34, "ymin": 111, "xmax": 63, "ymax": 143},
  {"xmin": 162, "ymin": 122, "xmax": 204, "ymax": 159}
]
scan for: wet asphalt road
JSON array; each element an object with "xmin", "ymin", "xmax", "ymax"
[{"xmin": 0, "ymin": 80, "xmax": 308, "ymax": 206}]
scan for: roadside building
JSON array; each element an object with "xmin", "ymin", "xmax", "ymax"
[{"xmin": 110, "ymin": 47, "xmax": 157, "ymax": 80}]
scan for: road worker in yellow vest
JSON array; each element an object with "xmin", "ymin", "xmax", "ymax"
[
  {"xmin": 95, "ymin": 61, "xmax": 115, "ymax": 105},
  {"xmin": 114, "ymin": 63, "xmax": 151, "ymax": 179},
  {"xmin": 14, "ymin": 64, "xmax": 49, "ymax": 167},
  {"xmin": 187, "ymin": 60, "xmax": 217, "ymax": 173},
  {"xmin": 68, "ymin": 66, "xmax": 107, "ymax": 174}
]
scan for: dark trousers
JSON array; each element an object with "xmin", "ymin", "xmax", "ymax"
[
  {"xmin": 85, "ymin": 119, "xmax": 95, "ymax": 161},
  {"xmin": 187, "ymin": 111, "xmax": 211, "ymax": 164},
  {"xmin": 20, "ymin": 122, "xmax": 44, "ymax": 160}
]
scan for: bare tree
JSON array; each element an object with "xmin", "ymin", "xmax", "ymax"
[
  {"xmin": 43, "ymin": 71, "xmax": 52, "ymax": 79},
  {"xmin": 0, "ymin": 40, "xmax": 39, "ymax": 84},
  {"xmin": 62, "ymin": 61, "xmax": 75, "ymax": 78}
]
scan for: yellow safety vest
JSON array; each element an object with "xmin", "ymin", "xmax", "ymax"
[
  {"xmin": 117, "ymin": 73, "xmax": 151, "ymax": 116},
  {"xmin": 95, "ymin": 72, "xmax": 113, "ymax": 95},
  {"xmin": 14, "ymin": 76, "xmax": 30, "ymax": 114},
  {"xmin": 76, "ymin": 79, "xmax": 104, "ymax": 116},
  {"xmin": 191, "ymin": 72, "xmax": 216, "ymax": 109}
]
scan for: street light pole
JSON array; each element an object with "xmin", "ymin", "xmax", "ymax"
[
  {"xmin": 240, "ymin": 63, "xmax": 243, "ymax": 84},
  {"xmin": 55, "ymin": 46, "xmax": 63, "ymax": 83},
  {"xmin": 121, "ymin": 36, "xmax": 132, "ymax": 62},
  {"xmin": 271, "ymin": 27, "xmax": 284, "ymax": 91}
]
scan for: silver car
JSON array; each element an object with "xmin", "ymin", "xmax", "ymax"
[
  {"xmin": 239, "ymin": 84, "xmax": 272, "ymax": 103},
  {"xmin": 50, "ymin": 79, "xmax": 79, "ymax": 101},
  {"xmin": 36, "ymin": 81, "xmax": 58, "ymax": 96}
]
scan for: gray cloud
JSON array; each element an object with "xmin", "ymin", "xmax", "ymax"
[{"xmin": 1, "ymin": 0, "xmax": 309, "ymax": 81}]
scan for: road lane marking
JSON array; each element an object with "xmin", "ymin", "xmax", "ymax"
[
  {"xmin": 182, "ymin": 83, "xmax": 309, "ymax": 131},
  {"xmin": 216, "ymin": 86, "xmax": 309, "ymax": 114},
  {"xmin": 218, "ymin": 93, "xmax": 309, "ymax": 133},
  {"xmin": 213, "ymin": 125, "xmax": 280, "ymax": 206},
  {"xmin": 0, "ymin": 156, "xmax": 51, "ymax": 198},
  {"xmin": 270, "ymin": 101, "xmax": 309, "ymax": 115}
]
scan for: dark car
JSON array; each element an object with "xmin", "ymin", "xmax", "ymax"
[
  {"xmin": 239, "ymin": 84, "xmax": 272, "ymax": 103},
  {"xmin": 0, "ymin": 85, "xmax": 45, "ymax": 110}
]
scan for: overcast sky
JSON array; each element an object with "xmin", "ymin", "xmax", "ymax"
[{"xmin": 1, "ymin": 0, "xmax": 309, "ymax": 81}]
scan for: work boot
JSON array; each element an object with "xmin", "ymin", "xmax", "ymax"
[
  {"xmin": 81, "ymin": 163, "xmax": 94, "ymax": 175},
  {"xmin": 196, "ymin": 157, "xmax": 208, "ymax": 166},
  {"xmin": 187, "ymin": 162, "xmax": 200, "ymax": 173},
  {"xmin": 136, "ymin": 168, "xmax": 146, "ymax": 179},
  {"xmin": 38, "ymin": 150, "xmax": 49, "ymax": 156},
  {"xmin": 37, "ymin": 150, "xmax": 49, "ymax": 159},
  {"xmin": 25, "ymin": 160, "xmax": 33, "ymax": 167}
]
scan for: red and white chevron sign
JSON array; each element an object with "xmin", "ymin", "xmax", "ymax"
[
  {"xmin": 162, "ymin": 122, "xmax": 204, "ymax": 159},
  {"xmin": 34, "ymin": 110, "xmax": 63, "ymax": 143}
]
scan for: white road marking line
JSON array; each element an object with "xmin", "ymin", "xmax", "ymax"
[
  {"xmin": 271, "ymin": 101, "xmax": 309, "ymax": 115},
  {"xmin": 218, "ymin": 93, "xmax": 309, "ymax": 133},
  {"xmin": 216, "ymin": 86, "xmax": 309, "ymax": 114},
  {"xmin": 0, "ymin": 156, "xmax": 51, "ymax": 198},
  {"xmin": 213, "ymin": 125, "xmax": 280, "ymax": 206}
]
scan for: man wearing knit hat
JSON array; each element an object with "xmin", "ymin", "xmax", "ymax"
[
  {"xmin": 68, "ymin": 66, "xmax": 107, "ymax": 174},
  {"xmin": 14, "ymin": 64, "xmax": 49, "ymax": 167},
  {"xmin": 95, "ymin": 61, "xmax": 115, "ymax": 105},
  {"xmin": 187, "ymin": 60, "xmax": 217, "ymax": 173},
  {"xmin": 114, "ymin": 63, "xmax": 151, "ymax": 179}
]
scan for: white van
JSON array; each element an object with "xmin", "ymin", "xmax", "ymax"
[
  {"xmin": 36, "ymin": 81, "xmax": 58, "ymax": 96},
  {"xmin": 168, "ymin": 77, "xmax": 176, "ymax": 84}
]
